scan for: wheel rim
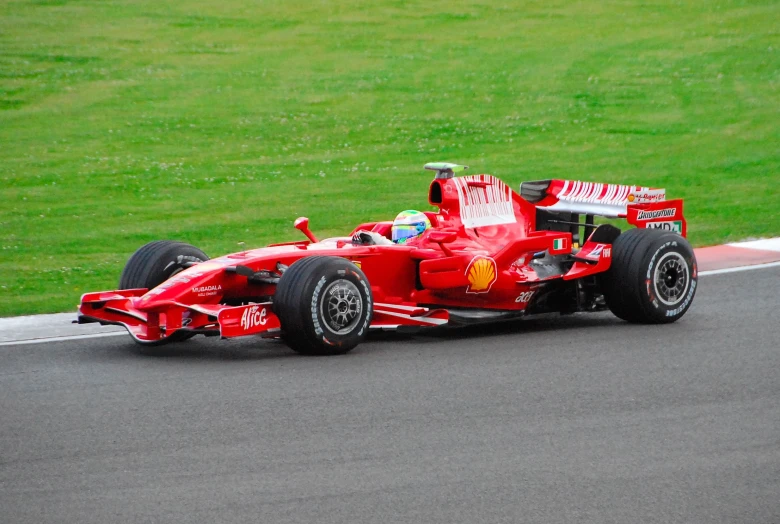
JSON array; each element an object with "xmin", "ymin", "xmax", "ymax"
[
  {"xmin": 320, "ymin": 279, "xmax": 363, "ymax": 334},
  {"xmin": 653, "ymin": 252, "xmax": 690, "ymax": 307}
]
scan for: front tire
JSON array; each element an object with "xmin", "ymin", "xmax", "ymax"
[
  {"xmin": 120, "ymin": 240, "xmax": 209, "ymax": 290},
  {"xmin": 119, "ymin": 240, "xmax": 210, "ymax": 345},
  {"xmin": 601, "ymin": 229, "xmax": 697, "ymax": 323},
  {"xmin": 273, "ymin": 256, "xmax": 373, "ymax": 355}
]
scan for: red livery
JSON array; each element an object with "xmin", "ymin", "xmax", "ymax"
[{"xmin": 78, "ymin": 163, "xmax": 698, "ymax": 354}]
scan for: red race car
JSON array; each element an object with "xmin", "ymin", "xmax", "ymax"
[{"xmin": 78, "ymin": 163, "xmax": 698, "ymax": 354}]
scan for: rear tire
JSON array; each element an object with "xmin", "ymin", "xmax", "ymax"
[
  {"xmin": 273, "ymin": 256, "xmax": 373, "ymax": 355},
  {"xmin": 119, "ymin": 240, "xmax": 210, "ymax": 345},
  {"xmin": 601, "ymin": 229, "xmax": 697, "ymax": 323}
]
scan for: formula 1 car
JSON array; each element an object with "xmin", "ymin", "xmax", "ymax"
[{"xmin": 78, "ymin": 162, "xmax": 698, "ymax": 354}]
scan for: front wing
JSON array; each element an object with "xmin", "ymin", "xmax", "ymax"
[{"xmin": 78, "ymin": 291, "xmax": 450, "ymax": 344}]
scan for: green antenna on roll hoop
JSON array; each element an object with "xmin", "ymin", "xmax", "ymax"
[{"xmin": 424, "ymin": 162, "xmax": 469, "ymax": 179}]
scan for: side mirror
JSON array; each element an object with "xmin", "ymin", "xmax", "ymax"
[
  {"xmin": 427, "ymin": 230, "xmax": 457, "ymax": 256},
  {"xmin": 294, "ymin": 217, "xmax": 319, "ymax": 243},
  {"xmin": 428, "ymin": 231, "xmax": 457, "ymax": 244}
]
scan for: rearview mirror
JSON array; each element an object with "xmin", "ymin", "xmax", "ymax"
[
  {"xmin": 294, "ymin": 217, "xmax": 318, "ymax": 243},
  {"xmin": 428, "ymin": 231, "xmax": 457, "ymax": 244}
]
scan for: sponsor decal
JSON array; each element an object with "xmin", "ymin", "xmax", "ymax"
[
  {"xmin": 453, "ymin": 175, "xmax": 516, "ymax": 228},
  {"xmin": 515, "ymin": 291, "xmax": 535, "ymax": 303},
  {"xmin": 556, "ymin": 181, "xmax": 666, "ymax": 207},
  {"xmin": 193, "ymin": 284, "xmax": 222, "ymax": 297},
  {"xmin": 627, "ymin": 189, "xmax": 665, "ymax": 203},
  {"xmin": 588, "ymin": 244, "xmax": 604, "ymax": 259},
  {"xmin": 193, "ymin": 285, "xmax": 222, "ymax": 294},
  {"xmin": 356, "ymin": 278, "xmax": 372, "ymax": 336},
  {"xmin": 636, "ymin": 208, "xmax": 676, "ymax": 221},
  {"xmin": 466, "ymin": 256, "xmax": 498, "ymax": 294},
  {"xmin": 583, "ymin": 244, "xmax": 610, "ymax": 260},
  {"xmin": 666, "ymin": 279, "xmax": 697, "ymax": 317},
  {"xmin": 645, "ymin": 220, "xmax": 682, "ymax": 234},
  {"xmin": 240, "ymin": 305, "xmax": 267, "ymax": 331},
  {"xmin": 311, "ymin": 276, "xmax": 328, "ymax": 336}
]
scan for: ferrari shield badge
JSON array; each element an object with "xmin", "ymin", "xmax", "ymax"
[{"xmin": 465, "ymin": 256, "xmax": 498, "ymax": 294}]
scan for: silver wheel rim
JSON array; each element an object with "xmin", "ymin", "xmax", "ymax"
[
  {"xmin": 653, "ymin": 252, "xmax": 690, "ymax": 306},
  {"xmin": 320, "ymin": 279, "xmax": 363, "ymax": 335}
]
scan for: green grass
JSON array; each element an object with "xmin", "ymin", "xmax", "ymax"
[{"xmin": 1, "ymin": 0, "xmax": 778, "ymax": 316}]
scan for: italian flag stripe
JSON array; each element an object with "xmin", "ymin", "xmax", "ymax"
[{"xmin": 553, "ymin": 238, "xmax": 565, "ymax": 250}]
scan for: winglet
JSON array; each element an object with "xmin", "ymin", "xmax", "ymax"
[{"xmin": 424, "ymin": 162, "xmax": 468, "ymax": 179}]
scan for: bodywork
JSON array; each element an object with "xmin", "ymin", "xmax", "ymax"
[{"xmin": 78, "ymin": 168, "xmax": 687, "ymax": 343}]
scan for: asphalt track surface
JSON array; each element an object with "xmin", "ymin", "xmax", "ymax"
[{"xmin": 1, "ymin": 268, "xmax": 778, "ymax": 524}]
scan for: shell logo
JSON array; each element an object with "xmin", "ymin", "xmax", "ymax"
[
  {"xmin": 627, "ymin": 194, "xmax": 636, "ymax": 202},
  {"xmin": 465, "ymin": 256, "xmax": 498, "ymax": 294}
]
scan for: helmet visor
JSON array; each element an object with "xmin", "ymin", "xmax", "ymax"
[{"xmin": 392, "ymin": 223, "xmax": 426, "ymax": 243}]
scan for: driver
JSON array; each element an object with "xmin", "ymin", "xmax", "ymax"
[
  {"xmin": 352, "ymin": 210, "xmax": 431, "ymax": 246},
  {"xmin": 391, "ymin": 210, "xmax": 431, "ymax": 244}
]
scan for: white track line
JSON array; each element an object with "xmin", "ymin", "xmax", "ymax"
[
  {"xmin": 698, "ymin": 260, "xmax": 780, "ymax": 276},
  {"xmin": 0, "ymin": 331, "xmax": 127, "ymax": 347}
]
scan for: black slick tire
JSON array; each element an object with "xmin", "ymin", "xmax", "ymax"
[
  {"xmin": 119, "ymin": 240, "xmax": 209, "ymax": 345},
  {"xmin": 119, "ymin": 240, "xmax": 209, "ymax": 290},
  {"xmin": 601, "ymin": 228, "xmax": 697, "ymax": 324},
  {"xmin": 273, "ymin": 256, "xmax": 373, "ymax": 355}
]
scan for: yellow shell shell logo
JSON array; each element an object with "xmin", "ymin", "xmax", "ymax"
[{"xmin": 466, "ymin": 256, "xmax": 497, "ymax": 293}]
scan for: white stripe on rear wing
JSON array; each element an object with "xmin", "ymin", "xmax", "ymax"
[{"xmin": 520, "ymin": 179, "xmax": 666, "ymax": 217}]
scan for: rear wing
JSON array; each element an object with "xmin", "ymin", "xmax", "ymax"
[{"xmin": 520, "ymin": 179, "xmax": 686, "ymax": 237}]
